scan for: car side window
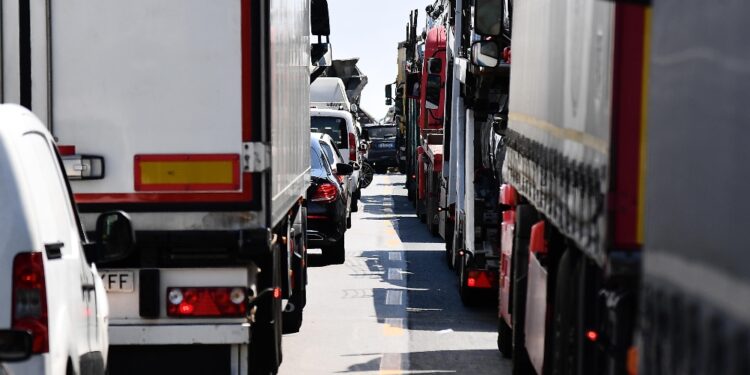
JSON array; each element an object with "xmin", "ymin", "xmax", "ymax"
[
  {"xmin": 330, "ymin": 142, "xmax": 345, "ymax": 163},
  {"xmin": 17, "ymin": 132, "xmax": 77, "ymax": 256}
]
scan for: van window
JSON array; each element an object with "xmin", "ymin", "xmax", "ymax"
[
  {"xmin": 18, "ymin": 133, "xmax": 76, "ymax": 255},
  {"xmin": 311, "ymin": 116, "xmax": 348, "ymax": 149}
]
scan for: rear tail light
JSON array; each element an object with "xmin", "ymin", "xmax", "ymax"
[
  {"xmin": 12, "ymin": 252, "xmax": 49, "ymax": 353},
  {"xmin": 166, "ymin": 287, "xmax": 246, "ymax": 317},
  {"xmin": 348, "ymin": 133, "xmax": 356, "ymax": 161},
  {"xmin": 466, "ymin": 270, "xmax": 495, "ymax": 289},
  {"xmin": 311, "ymin": 183, "xmax": 338, "ymax": 203}
]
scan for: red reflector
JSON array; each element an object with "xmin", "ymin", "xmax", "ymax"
[
  {"xmin": 273, "ymin": 287, "xmax": 282, "ymax": 299},
  {"xmin": 12, "ymin": 252, "xmax": 49, "ymax": 353},
  {"xmin": 311, "ymin": 183, "xmax": 338, "ymax": 203},
  {"xmin": 57, "ymin": 145, "xmax": 76, "ymax": 156},
  {"xmin": 307, "ymin": 214, "xmax": 328, "ymax": 220},
  {"xmin": 529, "ymin": 221, "xmax": 547, "ymax": 255},
  {"xmin": 466, "ymin": 270, "xmax": 494, "ymax": 289},
  {"xmin": 587, "ymin": 330, "xmax": 598, "ymax": 342},
  {"xmin": 167, "ymin": 287, "xmax": 246, "ymax": 317}
]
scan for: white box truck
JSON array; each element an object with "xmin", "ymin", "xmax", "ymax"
[{"xmin": 0, "ymin": 0, "xmax": 332, "ymax": 373}]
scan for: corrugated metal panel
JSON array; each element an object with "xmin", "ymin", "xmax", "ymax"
[{"xmin": 270, "ymin": 0, "xmax": 311, "ymax": 226}]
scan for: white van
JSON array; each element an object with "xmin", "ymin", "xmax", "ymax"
[
  {"xmin": 310, "ymin": 107, "xmax": 362, "ymax": 212},
  {"xmin": 0, "ymin": 105, "xmax": 133, "ymax": 375}
]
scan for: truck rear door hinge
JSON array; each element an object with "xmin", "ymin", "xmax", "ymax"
[{"xmin": 243, "ymin": 142, "xmax": 271, "ymax": 173}]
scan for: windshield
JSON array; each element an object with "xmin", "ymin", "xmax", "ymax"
[
  {"xmin": 311, "ymin": 116, "xmax": 349, "ymax": 149},
  {"xmin": 366, "ymin": 126, "xmax": 397, "ymax": 140}
]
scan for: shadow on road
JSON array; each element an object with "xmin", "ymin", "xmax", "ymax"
[{"xmin": 337, "ymin": 349, "xmax": 507, "ymax": 374}]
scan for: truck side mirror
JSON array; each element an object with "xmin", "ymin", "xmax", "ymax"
[
  {"xmin": 86, "ymin": 211, "xmax": 136, "ymax": 264},
  {"xmin": 0, "ymin": 330, "xmax": 33, "ymax": 362},
  {"xmin": 428, "ymin": 57, "xmax": 442, "ymax": 75},
  {"xmin": 471, "ymin": 41, "xmax": 500, "ymax": 68},
  {"xmin": 311, "ymin": 43, "xmax": 332, "ymax": 67},
  {"xmin": 311, "ymin": 0, "xmax": 331, "ymax": 36},
  {"xmin": 474, "ymin": 0, "xmax": 504, "ymax": 37},
  {"xmin": 425, "ymin": 74, "xmax": 441, "ymax": 110}
]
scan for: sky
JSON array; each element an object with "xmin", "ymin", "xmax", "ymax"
[{"xmin": 327, "ymin": 0, "xmax": 429, "ymax": 121}]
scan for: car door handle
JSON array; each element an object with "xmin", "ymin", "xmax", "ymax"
[{"xmin": 45, "ymin": 242, "xmax": 64, "ymax": 260}]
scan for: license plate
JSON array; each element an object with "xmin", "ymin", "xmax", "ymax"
[
  {"xmin": 377, "ymin": 143, "xmax": 394, "ymax": 149},
  {"xmin": 99, "ymin": 271, "xmax": 135, "ymax": 293}
]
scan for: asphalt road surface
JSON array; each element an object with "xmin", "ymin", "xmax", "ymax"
[{"xmin": 280, "ymin": 174, "xmax": 511, "ymax": 374}]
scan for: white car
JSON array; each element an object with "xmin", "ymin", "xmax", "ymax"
[
  {"xmin": 310, "ymin": 108, "xmax": 363, "ymax": 211},
  {"xmin": 0, "ymin": 105, "xmax": 134, "ymax": 375}
]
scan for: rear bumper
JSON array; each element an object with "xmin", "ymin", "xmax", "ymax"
[{"xmin": 109, "ymin": 323, "xmax": 250, "ymax": 345}]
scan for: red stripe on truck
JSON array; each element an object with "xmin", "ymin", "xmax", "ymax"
[
  {"xmin": 242, "ymin": 0, "xmax": 252, "ymax": 142},
  {"xmin": 610, "ymin": 4, "xmax": 647, "ymax": 250}
]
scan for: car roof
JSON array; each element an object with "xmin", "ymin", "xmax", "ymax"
[
  {"xmin": 0, "ymin": 104, "xmax": 53, "ymax": 256},
  {"xmin": 310, "ymin": 107, "xmax": 354, "ymax": 121}
]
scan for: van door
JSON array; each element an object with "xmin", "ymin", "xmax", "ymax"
[{"xmin": 16, "ymin": 131, "xmax": 93, "ymax": 362}]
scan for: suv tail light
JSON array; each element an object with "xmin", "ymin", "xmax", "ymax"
[
  {"xmin": 12, "ymin": 252, "xmax": 49, "ymax": 353},
  {"xmin": 167, "ymin": 287, "xmax": 246, "ymax": 317},
  {"xmin": 348, "ymin": 133, "xmax": 356, "ymax": 161},
  {"xmin": 311, "ymin": 183, "xmax": 338, "ymax": 203}
]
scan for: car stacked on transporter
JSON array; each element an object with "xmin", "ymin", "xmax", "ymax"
[{"xmin": 392, "ymin": 0, "xmax": 750, "ymax": 374}]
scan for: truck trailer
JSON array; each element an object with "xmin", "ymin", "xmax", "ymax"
[
  {"xmin": 0, "ymin": 0, "xmax": 332, "ymax": 373},
  {"xmin": 497, "ymin": 0, "xmax": 750, "ymax": 373}
]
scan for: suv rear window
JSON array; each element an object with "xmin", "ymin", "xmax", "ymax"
[{"xmin": 311, "ymin": 116, "xmax": 348, "ymax": 149}]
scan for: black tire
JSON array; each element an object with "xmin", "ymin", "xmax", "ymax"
[
  {"xmin": 249, "ymin": 249, "xmax": 283, "ymax": 374},
  {"xmin": 458, "ymin": 252, "xmax": 479, "ymax": 306},
  {"xmin": 282, "ymin": 227, "xmax": 305, "ymax": 334},
  {"xmin": 550, "ymin": 249, "xmax": 579, "ymax": 375},
  {"xmin": 323, "ymin": 236, "xmax": 345, "ymax": 265},
  {"xmin": 359, "ymin": 162, "xmax": 374, "ymax": 189},
  {"xmin": 427, "ymin": 173, "xmax": 440, "ymax": 236},
  {"xmin": 511, "ymin": 204, "xmax": 537, "ymax": 375},
  {"xmin": 282, "ymin": 288, "xmax": 304, "ymax": 334},
  {"xmin": 350, "ymin": 193, "xmax": 359, "ymax": 213},
  {"xmin": 498, "ymin": 318, "xmax": 513, "ymax": 358}
]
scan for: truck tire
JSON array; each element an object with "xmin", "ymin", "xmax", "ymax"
[
  {"xmin": 350, "ymin": 190, "xmax": 359, "ymax": 213},
  {"xmin": 249, "ymin": 248, "xmax": 283, "ymax": 374},
  {"xmin": 282, "ymin": 228, "xmax": 306, "ymax": 334},
  {"xmin": 550, "ymin": 249, "xmax": 579, "ymax": 375},
  {"xmin": 324, "ymin": 236, "xmax": 346, "ymax": 265},
  {"xmin": 498, "ymin": 318, "xmax": 513, "ymax": 358},
  {"xmin": 282, "ymin": 288, "xmax": 304, "ymax": 334},
  {"xmin": 511, "ymin": 204, "xmax": 536, "ymax": 375},
  {"xmin": 458, "ymin": 252, "xmax": 479, "ymax": 306},
  {"xmin": 445, "ymin": 220, "xmax": 455, "ymax": 270}
]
